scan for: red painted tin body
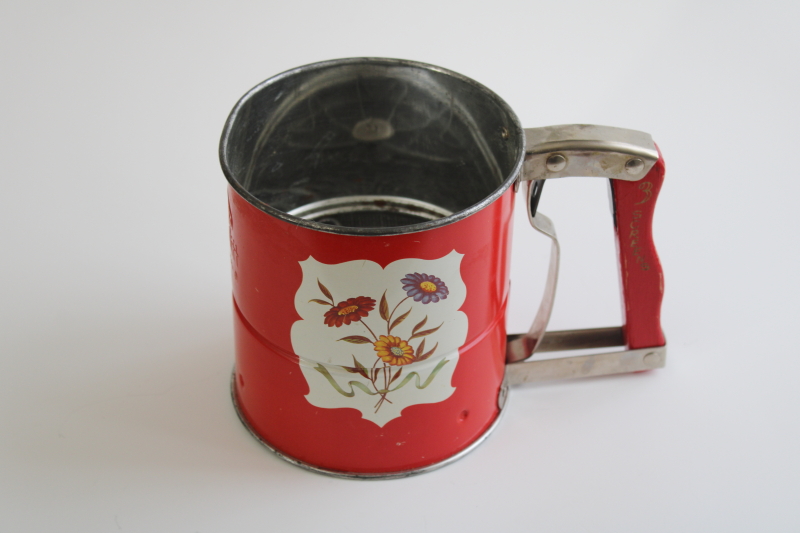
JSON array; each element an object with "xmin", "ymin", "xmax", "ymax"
[
  {"xmin": 228, "ymin": 183, "xmax": 515, "ymax": 475},
  {"xmin": 220, "ymin": 58, "xmax": 666, "ymax": 478}
]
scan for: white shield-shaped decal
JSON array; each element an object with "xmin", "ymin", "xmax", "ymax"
[{"xmin": 291, "ymin": 251, "xmax": 468, "ymax": 427}]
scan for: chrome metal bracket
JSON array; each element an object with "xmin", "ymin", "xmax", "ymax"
[
  {"xmin": 521, "ymin": 124, "xmax": 659, "ymax": 183},
  {"xmin": 506, "ymin": 327, "xmax": 666, "ymax": 385}
]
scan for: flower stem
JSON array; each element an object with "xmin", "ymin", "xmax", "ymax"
[
  {"xmin": 372, "ymin": 362, "xmax": 393, "ymax": 413},
  {"xmin": 387, "ymin": 296, "xmax": 410, "ymax": 326},
  {"xmin": 361, "ymin": 320, "xmax": 379, "ymax": 342}
]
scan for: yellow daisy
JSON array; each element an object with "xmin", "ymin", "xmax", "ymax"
[{"xmin": 373, "ymin": 335, "xmax": 415, "ymax": 366}]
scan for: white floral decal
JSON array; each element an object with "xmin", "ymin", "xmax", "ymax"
[{"xmin": 291, "ymin": 251, "xmax": 467, "ymax": 427}]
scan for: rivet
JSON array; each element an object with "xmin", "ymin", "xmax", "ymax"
[
  {"xmin": 625, "ymin": 158, "xmax": 645, "ymax": 175},
  {"xmin": 497, "ymin": 383, "xmax": 509, "ymax": 409},
  {"xmin": 643, "ymin": 352, "xmax": 661, "ymax": 367},
  {"xmin": 546, "ymin": 153, "xmax": 567, "ymax": 172},
  {"xmin": 352, "ymin": 117, "xmax": 394, "ymax": 141}
]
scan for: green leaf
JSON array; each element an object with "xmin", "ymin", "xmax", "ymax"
[
  {"xmin": 412, "ymin": 316, "xmax": 427, "ymax": 336},
  {"xmin": 409, "ymin": 322, "xmax": 443, "ymax": 340},
  {"xmin": 389, "ymin": 367, "xmax": 403, "ymax": 385},
  {"xmin": 389, "ymin": 308, "xmax": 411, "ymax": 334},
  {"xmin": 418, "ymin": 342, "xmax": 438, "ymax": 361},
  {"xmin": 416, "ymin": 338, "xmax": 426, "ymax": 357},
  {"xmin": 379, "ymin": 290, "xmax": 389, "ymax": 321},
  {"xmin": 317, "ymin": 279, "xmax": 333, "ymax": 303},
  {"xmin": 352, "ymin": 356, "xmax": 369, "ymax": 379},
  {"xmin": 338, "ymin": 336, "xmax": 372, "ymax": 344},
  {"xmin": 309, "ymin": 299, "xmax": 332, "ymax": 306}
]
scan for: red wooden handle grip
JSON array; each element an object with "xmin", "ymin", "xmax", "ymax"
[{"xmin": 610, "ymin": 147, "xmax": 666, "ymax": 350}]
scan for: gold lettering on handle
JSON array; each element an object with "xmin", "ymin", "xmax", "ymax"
[
  {"xmin": 629, "ymin": 210, "xmax": 650, "ymax": 271},
  {"xmin": 635, "ymin": 181, "xmax": 653, "ymax": 205}
]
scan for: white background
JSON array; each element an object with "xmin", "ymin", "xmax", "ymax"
[{"xmin": 1, "ymin": 1, "xmax": 798, "ymax": 531}]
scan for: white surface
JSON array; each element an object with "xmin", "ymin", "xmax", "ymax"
[
  {"xmin": 292, "ymin": 254, "xmax": 468, "ymax": 426},
  {"xmin": 1, "ymin": 1, "xmax": 798, "ymax": 531}
]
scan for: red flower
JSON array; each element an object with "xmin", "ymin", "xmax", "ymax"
[{"xmin": 324, "ymin": 296, "xmax": 376, "ymax": 327}]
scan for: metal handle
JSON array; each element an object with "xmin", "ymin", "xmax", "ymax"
[
  {"xmin": 609, "ymin": 151, "xmax": 666, "ymax": 349},
  {"xmin": 505, "ymin": 124, "xmax": 666, "ymax": 382}
]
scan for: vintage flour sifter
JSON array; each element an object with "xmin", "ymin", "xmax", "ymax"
[{"xmin": 219, "ymin": 58, "xmax": 666, "ymax": 478}]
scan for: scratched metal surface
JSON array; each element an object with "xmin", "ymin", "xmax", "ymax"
[{"xmin": 222, "ymin": 59, "xmax": 520, "ymax": 228}]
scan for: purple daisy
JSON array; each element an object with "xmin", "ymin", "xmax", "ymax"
[{"xmin": 401, "ymin": 273, "xmax": 449, "ymax": 304}]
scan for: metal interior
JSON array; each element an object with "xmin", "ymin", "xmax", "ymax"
[
  {"xmin": 286, "ymin": 195, "xmax": 453, "ymax": 227},
  {"xmin": 220, "ymin": 58, "xmax": 525, "ymax": 235}
]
